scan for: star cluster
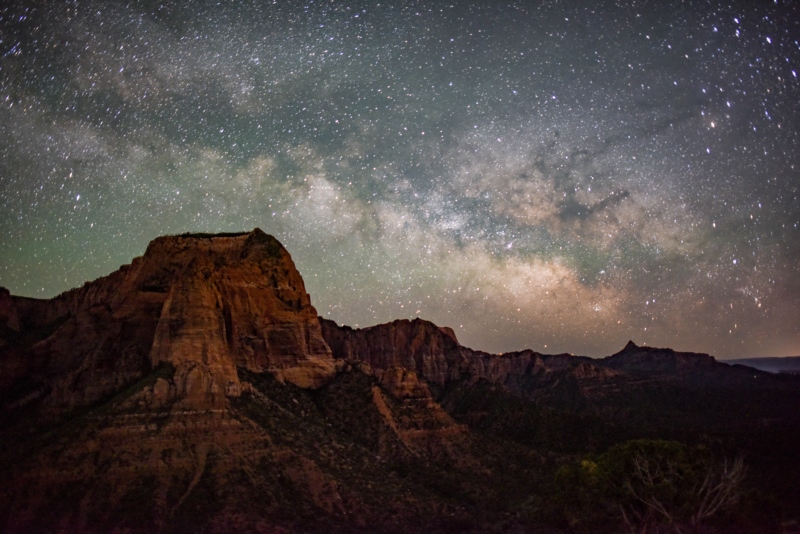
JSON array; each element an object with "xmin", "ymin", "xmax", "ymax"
[{"xmin": 1, "ymin": 0, "xmax": 799, "ymax": 358}]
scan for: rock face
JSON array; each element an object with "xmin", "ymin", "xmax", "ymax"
[
  {"xmin": 598, "ymin": 340, "xmax": 766, "ymax": 389},
  {"xmin": 1, "ymin": 227, "xmax": 731, "ymax": 418},
  {"xmin": 320, "ymin": 318, "xmax": 467, "ymax": 394},
  {"xmin": 4, "ymin": 229, "xmax": 710, "ymax": 418},
  {"xmin": 141, "ymin": 230, "xmax": 337, "ymax": 399},
  {"xmin": 603, "ymin": 340, "xmax": 717, "ymax": 374},
  {"xmin": 320, "ymin": 317, "xmax": 619, "ymax": 401},
  {"xmin": 0, "ymin": 229, "xmax": 337, "ymax": 413}
]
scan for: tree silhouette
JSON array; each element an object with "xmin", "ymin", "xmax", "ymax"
[{"xmin": 554, "ymin": 440, "xmax": 747, "ymax": 533}]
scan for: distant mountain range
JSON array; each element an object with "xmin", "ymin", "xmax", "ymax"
[
  {"xmin": 723, "ymin": 357, "xmax": 800, "ymax": 374},
  {"xmin": 2, "ymin": 229, "xmax": 799, "ymax": 533}
]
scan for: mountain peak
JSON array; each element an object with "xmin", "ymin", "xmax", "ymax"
[{"xmin": 623, "ymin": 340, "xmax": 639, "ymax": 351}]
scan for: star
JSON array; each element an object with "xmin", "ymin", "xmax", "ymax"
[{"xmin": 0, "ymin": 0, "xmax": 798, "ymax": 358}]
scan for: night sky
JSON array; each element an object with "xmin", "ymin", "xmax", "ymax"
[{"xmin": 1, "ymin": 1, "xmax": 799, "ymax": 359}]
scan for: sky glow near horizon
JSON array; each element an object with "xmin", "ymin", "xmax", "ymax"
[{"xmin": 1, "ymin": 0, "xmax": 799, "ymax": 358}]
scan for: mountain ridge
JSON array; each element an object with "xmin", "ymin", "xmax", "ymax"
[
  {"xmin": 722, "ymin": 356, "xmax": 800, "ymax": 374},
  {"xmin": 2, "ymin": 229, "xmax": 799, "ymax": 532}
]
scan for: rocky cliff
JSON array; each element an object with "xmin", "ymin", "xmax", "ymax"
[
  {"xmin": 0, "ymin": 229, "xmax": 338, "ymax": 414},
  {"xmin": 1, "ymin": 229, "xmax": 722, "ymax": 418},
  {"xmin": 320, "ymin": 317, "xmax": 620, "ymax": 404},
  {"xmin": 603, "ymin": 340, "xmax": 718, "ymax": 375},
  {"xmin": 597, "ymin": 340, "xmax": 769, "ymax": 389}
]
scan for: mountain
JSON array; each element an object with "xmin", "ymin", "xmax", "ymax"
[
  {"xmin": 320, "ymin": 317, "xmax": 618, "ymax": 400},
  {"xmin": 0, "ymin": 229, "xmax": 336, "ymax": 415},
  {"xmin": 722, "ymin": 356, "xmax": 800, "ymax": 374},
  {"xmin": 2, "ymin": 229, "xmax": 799, "ymax": 533}
]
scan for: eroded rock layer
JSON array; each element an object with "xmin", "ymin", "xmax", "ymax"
[
  {"xmin": 0, "ymin": 229, "xmax": 337, "ymax": 414},
  {"xmin": 320, "ymin": 317, "xmax": 620, "ymax": 402}
]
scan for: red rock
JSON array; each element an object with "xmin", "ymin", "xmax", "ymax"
[
  {"xmin": 320, "ymin": 318, "xmax": 468, "ymax": 389},
  {"xmin": 0, "ymin": 229, "xmax": 338, "ymax": 414},
  {"xmin": 320, "ymin": 317, "xmax": 618, "ymax": 400}
]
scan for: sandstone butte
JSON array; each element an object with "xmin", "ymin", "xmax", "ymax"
[{"xmin": 1, "ymin": 229, "xmax": 341, "ymax": 414}]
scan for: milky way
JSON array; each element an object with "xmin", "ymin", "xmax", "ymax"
[{"xmin": 1, "ymin": 0, "xmax": 799, "ymax": 358}]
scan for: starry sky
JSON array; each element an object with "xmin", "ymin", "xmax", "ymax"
[{"xmin": 1, "ymin": 0, "xmax": 799, "ymax": 359}]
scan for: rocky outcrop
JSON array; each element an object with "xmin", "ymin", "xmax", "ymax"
[
  {"xmin": 0, "ymin": 287, "xmax": 21, "ymax": 336},
  {"xmin": 602, "ymin": 340, "xmax": 718, "ymax": 375},
  {"xmin": 320, "ymin": 318, "xmax": 469, "ymax": 391},
  {"xmin": 5, "ymin": 228, "xmax": 616, "ymax": 416},
  {"xmin": 320, "ymin": 317, "xmax": 619, "ymax": 401},
  {"xmin": 0, "ymin": 229, "xmax": 338, "ymax": 414},
  {"xmin": 141, "ymin": 230, "xmax": 338, "ymax": 402},
  {"xmin": 596, "ymin": 340, "xmax": 771, "ymax": 390}
]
